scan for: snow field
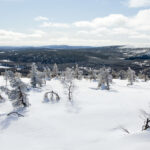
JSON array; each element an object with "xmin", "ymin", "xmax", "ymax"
[{"xmin": 0, "ymin": 76, "xmax": 150, "ymax": 150}]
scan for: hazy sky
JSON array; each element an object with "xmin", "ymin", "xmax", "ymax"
[{"xmin": 0, "ymin": 0, "xmax": 150, "ymax": 46}]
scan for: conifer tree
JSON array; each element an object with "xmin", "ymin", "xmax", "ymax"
[
  {"xmin": 98, "ymin": 67, "xmax": 112, "ymax": 90},
  {"xmin": 9, "ymin": 77, "xmax": 29, "ymax": 108},
  {"xmin": 30, "ymin": 63, "xmax": 43, "ymax": 88},
  {"xmin": 127, "ymin": 67, "xmax": 136, "ymax": 85},
  {"xmin": 52, "ymin": 63, "xmax": 58, "ymax": 77},
  {"xmin": 74, "ymin": 64, "xmax": 83, "ymax": 79}
]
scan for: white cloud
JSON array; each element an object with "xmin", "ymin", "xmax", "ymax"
[
  {"xmin": 40, "ymin": 22, "xmax": 70, "ymax": 28},
  {"xmin": 0, "ymin": 29, "xmax": 26, "ymax": 40},
  {"xmin": 128, "ymin": 0, "xmax": 150, "ymax": 8},
  {"xmin": 73, "ymin": 14, "xmax": 128, "ymax": 28},
  {"xmin": 34, "ymin": 16, "xmax": 49, "ymax": 21},
  {"xmin": 0, "ymin": 29, "xmax": 45, "ymax": 43},
  {"xmin": 35, "ymin": 16, "xmax": 70, "ymax": 28}
]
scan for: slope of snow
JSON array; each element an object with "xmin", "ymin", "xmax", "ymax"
[{"xmin": 0, "ymin": 76, "xmax": 150, "ymax": 150}]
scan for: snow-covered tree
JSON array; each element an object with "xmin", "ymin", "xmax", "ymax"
[
  {"xmin": 111, "ymin": 69, "xmax": 118, "ymax": 79},
  {"xmin": 4, "ymin": 70, "xmax": 15, "ymax": 85},
  {"xmin": 0, "ymin": 70, "xmax": 29, "ymax": 108},
  {"xmin": 127, "ymin": 67, "xmax": 136, "ymax": 85},
  {"xmin": 9, "ymin": 80, "xmax": 29, "ymax": 107},
  {"xmin": 9, "ymin": 75, "xmax": 29, "ymax": 108},
  {"xmin": 0, "ymin": 86, "xmax": 10, "ymax": 95},
  {"xmin": 88, "ymin": 68, "xmax": 97, "ymax": 80},
  {"xmin": 1, "ymin": 71, "xmax": 29, "ymax": 108},
  {"xmin": 74, "ymin": 64, "xmax": 83, "ymax": 79},
  {"xmin": 4, "ymin": 70, "xmax": 8, "ymax": 87},
  {"xmin": 15, "ymin": 72, "xmax": 22, "ymax": 78},
  {"xmin": 30, "ymin": 63, "xmax": 43, "ymax": 88},
  {"xmin": 44, "ymin": 67, "xmax": 51, "ymax": 80},
  {"xmin": 143, "ymin": 74, "xmax": 149, "ymax": 82},
  {"xmin": 98, "ymin": 67, "xmax": 112, "ymax": 90},
  {"xmin": 52, "ymin": 63, "xmax": 58, "ymax": 77},
  {"xmin": 63, "ymin": 67, "xmax": 74, "ymax": 101},
  {"xmin": 64, "ymin": 67, "xmax": 74, "ymax": 82},
  {"xmin": 118, "ymin": 70, "xmax": 127, "ymax": 80},
  {"xmin": 139, "ymin": 69, "xmax": 149, "ymax": 82}
]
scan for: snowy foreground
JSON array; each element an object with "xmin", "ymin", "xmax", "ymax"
[{"xmin": 0, "ymin": 76, "xmax": 150, "ymax": 150}]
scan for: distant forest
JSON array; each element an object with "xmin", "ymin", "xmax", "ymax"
[{"xmin": 0, "ymin": 46, "xmax": 150, "ymax": 75}]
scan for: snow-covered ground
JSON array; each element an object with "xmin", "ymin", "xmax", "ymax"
[
  {"xmin": 0, "ymin": 76, "xmax": 150, "ymax": 150},
  {"xmin": 0, "ymin": 66, "xmax": 11, "ymax": 69}
]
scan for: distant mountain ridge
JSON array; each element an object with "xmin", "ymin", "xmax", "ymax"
[
  {"xmin": 1, "ymin": 45, "xmax": 150, "ymax": 51},
  {"xmin": 0, "ymin": 45, "xmax": 94, "ymax": 50}
]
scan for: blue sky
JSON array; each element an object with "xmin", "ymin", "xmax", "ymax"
[{"xmin": 0, "ymin": 0, "xmax": 150, "ymax": 46}]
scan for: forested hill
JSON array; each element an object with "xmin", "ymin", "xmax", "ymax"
[{"xmin": 0, "ymin": 45, "xmax": 150, "ymax": 74}]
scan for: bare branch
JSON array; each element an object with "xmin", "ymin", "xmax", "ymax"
[
  {"xmin": 7, "ymin": 112, "xmax": 24, "ymax": 117},
  {"xmin": 44, "ymin": 91, "xmax": 60, "ymax": 102}
]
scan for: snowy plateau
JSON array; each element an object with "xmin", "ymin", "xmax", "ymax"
[{"xmin": 0, "ymin": 76, "xmax": 150, "ymax": 150}]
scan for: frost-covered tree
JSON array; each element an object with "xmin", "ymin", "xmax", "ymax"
[
  {"xmin": 30, "ymin": 63, "xmax": 43, "ymax": 88},
  {"xmin": 110, "ymin": 69, "xmax": 118, "ymax": 79},
  {"xmin": 4, "ymin": 70, "xmax": 8, "ymax": 87},
  {"xmin": 127, "ymin": 67, "xmax": 136, "ymax": 85},
  {"xmin": 0, "ymin": 86, "xmax": 10, "ymax": 95},
  {"xmin": 8, "ymin": 75, "xmax": 29, "ymax": 108},
  {"xmin": 64, "ymin": 67, "xmax": 74, "ymax": 82},
  {"xmin": 63, "ymin": 67, "xmax": 74, "ymax": 101},
  {"xmin": 52, "ymin": 63, "xmax": 58, "ymax": 77},
  {"xmin": 3, "ymin": 70, "xmax": 16, "ymax": 89},
  {"xmin": 38, "ymin": 72, "xmax": 46, "ymax": 85},
  {"xmin": 9, "ymin": 78, "xmax": 29, "ymax": 107},
  {"xmin": 139, "ymin": 69, "xmax": 149, "ymax": 82},
  {"xmin": 44, "ymin": 67, "xmax": 51, "ymax": 80},
  {"xmin": 98, "ymin": 67, "xmax": 112, "ymax": 90},
  {"xmin": 118, "ymin": 70, "xmax": 127, "ymax": 80},
  {"xmin": 4, "ymin": 70, "xmax": 15, "ymax": 84},
  {"xmin": 74, "ymin": 64, "xmax": 83, "ymax": 79},
  {"xmin": 15, "ymin": 72, "xmax": 21, "ymax": 78},
  {"xmin": 88, "ymin": 68, "xmax": 97, "ymax": 80},
  {"xmin": 143, "ymin": 74, "xmax": 149, "ymax": 82},
  {"xmin": 1, "ymin": 71, "xmax": 29, "ymax": 108}
]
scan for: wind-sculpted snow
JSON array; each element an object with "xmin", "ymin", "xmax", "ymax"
[{"xmin": 0, "ymin": 77, "xmax": 150, "ymax": 150}]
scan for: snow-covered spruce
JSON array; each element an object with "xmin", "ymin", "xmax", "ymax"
[
  {"xmin": 1, "ymin": 71, "xmax": 29, "ymax": 108},
  {"xmin": 30, "ymin": 63, "xmax": 44, "ymax": 88},
  {"xmin": 98, "ymin": 67, "xmax": 112, "ymax": 90},
  {"xmin": 43, "ymin": 66, "xmax": 51, "ymax": 81},
  {"xmin": 127, "ymin": 67, "xmax": 136, "ymax": 85},
  {"xmin": 88, "ymin": 68, "xmax": 97, "ymax": 80},
  {"xmin": 74, "ymin": 64, "xmax": 83, "ymax": 79},
  {"xmin": 52, "ymin": 63, "xmax": 59, "ymax": 78},
  {"xmin": 9, "ymin": 75, "xmax": 29, "ymax": 108},
  {"xmin": 118, "ymin": 70, "xmax": 127, "ymax": 80}
]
